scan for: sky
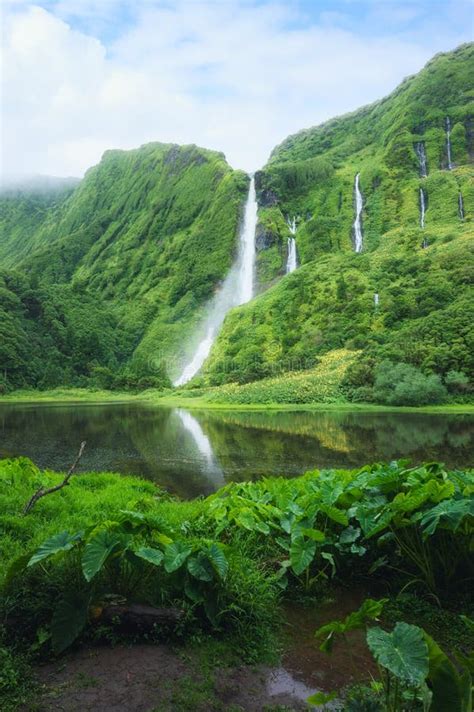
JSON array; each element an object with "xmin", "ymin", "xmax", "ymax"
[{"xmin": 1, "ymin": 0, "xmax": 473, "ymax": 178}]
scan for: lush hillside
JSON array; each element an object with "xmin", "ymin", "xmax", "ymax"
[
  {"xmin": 201, "ymin": 44, "xmax": 474, "ymax": 402},
  {"xmin": 0, "ymin": 178, "xmax": 79, "ymax": 267},
  {"xmin": 0, "ymin": 144, "xmax": 247, "ymax": 391}
]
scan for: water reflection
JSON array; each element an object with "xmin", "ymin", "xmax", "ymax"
[{"xmin": 0, "ymin": 403, "xmax": 472, "ymax": 498}]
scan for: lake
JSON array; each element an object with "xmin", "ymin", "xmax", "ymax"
[{"xmin": 0, "ymin": 403, "xmax": 472, "ymax": 498}]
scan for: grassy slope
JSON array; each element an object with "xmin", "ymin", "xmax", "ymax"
[
  {"xmin": 0, "ymin": 144, "xmax": 248, "ymax": 389},
  {"xmin": 202, "ymin": 44, "xmax": 474, "ymax": 390}
]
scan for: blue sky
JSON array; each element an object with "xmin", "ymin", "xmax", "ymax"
[{"xmin": 2, "ymin": 1, "xmax": 473, "ymax": 177}]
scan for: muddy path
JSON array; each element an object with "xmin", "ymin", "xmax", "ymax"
[{"xmin": 27, "ymin": 589, "xmax": 375, "ymax": 711}]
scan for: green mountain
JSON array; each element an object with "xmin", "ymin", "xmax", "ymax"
[
  {"xmin": 201, "ymin": 44, "xmax": 474, "ymax": 399},
  {"xmin": 0, "ymin": 144, "xmax": 247, "ymax": 390},
  {"xmin": 0, "ymin": 44, "xmax": 472, "ymax": 401}
]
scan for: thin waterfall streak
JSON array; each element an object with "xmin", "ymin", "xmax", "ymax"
[
  {"xmin": 286, "ymin": 238, "xmax": 297, "ymax": 273},
  {"xmin": 286, "ymin": 216, "xmax": 298, "ymax": 273},
  {"xmin": 419, "ymin": 187, "xmax": 426, "ymax": 229},
  {"xmin": 446, "ymin": 117, "xmax": 453, "ymax": 170},
  {"xmin": 353, "ymin": 173, "xmax": 363, "ymax": 253},
  {"xmin": 458, "ymin": 192, "xmax": 465, "ymax": 220},
  {"xmin": 415, "ymin": 142, "xmax": 428, "ymax": 178},
  {"xmin": 174, "ymin": 176, "xmax": 257, "ymax": 386}
]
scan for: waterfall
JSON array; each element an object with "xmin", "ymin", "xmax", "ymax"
[
  {"xmin": 174, "ymin": 176, "xmax": 257, "ymax": 386},
  {"xmin": 286, "ymin": 216, "xmax": 298, "ymax": 273},
  {"xmin": 287, "ymin": 216, "xmax": 297, "ymax": 235},
  {"xmin": 414, "ymin": 142, "xmax": 428, "ymax": 177},
  {"xmin": 445, "ymin": 117, "xmax": 453, "ymax": 170},
  {"xmin": 286, "ymin": 238, "xmax": 297, "ymax": 273},
  {"xmin": 374, "ymin": 293, "xmax": 379, "ymax": 307},
  {"xmin": 237, "ymin": 176, "xmax": 258, "ymax": 304},
  {"xmin": 419, "ymin": 187, "xmax": 426, "ymax": 229},
  {"xmin": 352, "ymin": 173, "xmax": 363, "ymax": 253},
  {"xmin": 459, "ymin": 192, "xmax": 465, "ymax": 220}
]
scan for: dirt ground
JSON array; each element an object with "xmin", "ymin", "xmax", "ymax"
[{"xmin": 30, "ymin": 643, "xmax": 313, "ymax": 712}]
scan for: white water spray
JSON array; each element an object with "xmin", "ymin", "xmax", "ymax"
[
  {"xmin": 419, "ymin": 187, "xmax": 426, "ymax": 229},
  {"xmin": 414, "ymin": 142, "xmax": 428, "ymax": 177},
  {"xmin": 458, "ymin": 192, "xmax": 465, "ymax": 220},
  {"xmin": 174, "ymin": 177, "xmax": 257, "ymax": 386},
  {"xmin": 352, "ymin": 173, "xmax": 363, "ymax": 253},
  {"xmin": 445, "ymin": 117, "xmax": 453, "ymax": 170},
  {"xmin": 237, "ymin": 176, "xmax": 258, "ymax": 305},
  {"xmin": 286, "ymin": 216, "xmax": 298, "ymax": 273}
]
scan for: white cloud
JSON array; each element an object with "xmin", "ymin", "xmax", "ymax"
[{"xmin": 1, "ymin": 1, "xmax": 471, "ymax": 178}]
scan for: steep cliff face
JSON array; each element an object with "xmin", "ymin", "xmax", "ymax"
[
  {"xmin": 0, "ymin": 144, "xmax": 247, "ymax": 389},
  {"xmin": 202, "ymin": 44, "xmax": 474, "ymax": 389}
]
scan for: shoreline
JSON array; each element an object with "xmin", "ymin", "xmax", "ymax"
[{"xmin": 1, "ymin": 388, "xmax": 473, "ymax": 414}]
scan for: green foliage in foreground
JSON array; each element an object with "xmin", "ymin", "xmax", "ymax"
[
  {"xmin": 1, "ymin": 458, "xmax": 472, "ymax": 653},
  {"xmin": 314, "ymin": 598, "xmax": 474, "ymax": 712}
]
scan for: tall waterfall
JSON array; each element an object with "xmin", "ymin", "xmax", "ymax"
[
  {"xmin": 419, "ymin": 187, "xmax": 426, "ymax": 229},
  {"xmin": 286, "ymin": 216, "xmax": 298, "ymax": 273},
  {"xmin": 445, "ymin": 117, "xmax": 453, "ymax": 170},
  {"xmin": 352, "ymin": 173, "xmax": 363, "ymax": 253},
  {"xmin": 174, "ymin": 176, "xmax": 257, "ymax": 386},
  {"xmin": 237, "ymin": 176, "xmax": 258, "ymax": 304},
  {"xmin": 459, "ymin": 192, "xmax": 465, "ymax": 220},
  {"xmin": 414, "ymin": 142, "xmax": 428, "ymax": 177}
]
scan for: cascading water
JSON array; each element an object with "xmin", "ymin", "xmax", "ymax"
[
  {"xmin": 419, "ymin": 187, "xmax": 426, "ymax": 229},
  {"xmin": 445, "ymin": 117, "xmax": 453, "ymax": 170},
  {"xmin": 352, "ymin": 173, "xmax": 363, "ymax": 253},
  {"xmin": 374, "ymin": 293, "xmax": 379, "ymax": 307},
  {"xmin": 414, "ymin": 142, "xmax": 428, "ymax": 177},
  {"xmin": 459, "ymin": 192, "xmax": 465, "ymax": 220},
  {"xmin": 286, "ymin": 216, "xmax": 298, "ymax": 274},
  {"xmin": 174, "ymin": 176, "xmax": 257, "ymax": 386},
  {"xmin": 237, "ymin": 176, "xmax": 258, "ymax": 304}
]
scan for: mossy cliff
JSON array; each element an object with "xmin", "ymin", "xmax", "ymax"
[{"xmin": 202, "ymin": 44, "xmax": 473, "ymax": 392}]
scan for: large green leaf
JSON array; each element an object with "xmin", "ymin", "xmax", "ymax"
[
  {"xmin": 81, "ymin": 529, "xmax": 123, "ymax": 582},
  {"xmin": 133, "ymin": 546, "xmax": 164, "ymax": 567},
  {"xmin": 423, "ymin": 631, "xmax": 471, "ymax": 712},
  {"xmin": 187, "ymin": 552, "xmax": 214, "ymax": 581},
  {"xmin": 164, "ymin": 541, "xmax": 192, "ymax": 573},
  {"xmin": 207, "ymin": 543, "xmax": 228, "ymax": 579},
  {"xmin": 421, "ymin": 499, "xmax": 473, "ymax": 536},
  {"xmin": 51, "ymin": 592, "xmax": 89, "ymax": 653},
  {"xmin": 290, "ymin": 536, "xmax": 316, "ymax": 575},
  {"xmin": 28, "ymin": 531, "xmax": 82, "ymax": 567},
  {"xmin": 367, "ymin": 623, "xmax": 429, "ymax": 686}
]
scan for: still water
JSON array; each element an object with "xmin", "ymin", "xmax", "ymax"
[{"xmin": 0, "ymin": 403, "xmax": 472, "ymax": 498}]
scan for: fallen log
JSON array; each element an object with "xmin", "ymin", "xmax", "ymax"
[{"xmin": 95, "ymin": 603, "xmax": 184, "ymax": 634}]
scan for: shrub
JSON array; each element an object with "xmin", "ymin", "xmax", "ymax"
[{"xmin": 373, "ymin": 361, "xmax": 447, "ymax": 406}]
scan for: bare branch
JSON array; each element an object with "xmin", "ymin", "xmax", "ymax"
[{"xmin": 23, "ymin": 441, "xmax": 86, "ymax": 515}]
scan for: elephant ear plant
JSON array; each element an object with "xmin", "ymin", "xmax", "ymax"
[
  {"xmin": 311, "ymin": 598, "xmax": 473, "ymax": 711},
  {"xmin": 10, "ymin": 511, "xmax": 229, "ymax": 653}
]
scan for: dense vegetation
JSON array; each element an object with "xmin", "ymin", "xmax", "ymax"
[
  {"xmin": 0, "ymin": 145, "xmax": 247, "ymax": 391},
  {"xmin": 1, "ymin": 457, "xmax": 472, "ymax": 709},
  {"xmin": 1, "ymin": 45, "xmax": 472, "ymax": 403},
  {"xmin": 202, "ymin": 44, "xmax": 474, "ymax": 402}
]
